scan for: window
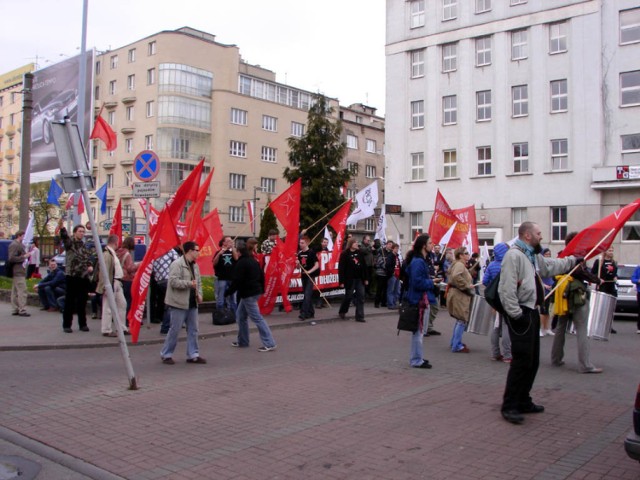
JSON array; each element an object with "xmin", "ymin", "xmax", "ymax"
[
  {"xmin": 146, "ymin": 101, "xmax": 154, "ymax": 118},
  {"xmin": 159, "ymin": 63, "xmax": 213, "ymax": 97},
  {"xmin": 291, "ymin": 122, "xmax": 305, "ymax": 137},
  {"xmin": 261, "ymin": 177, "xmax": 276, "ymax": 194},
  {"xmin": 411, "ymin": 100, "xmax": 424, "ymax": 129},
  {"xmin": 95, "ymin": 61, "xmax": 101, "ymax": 75},
  {"xmin": 123, "ymin": 205, "xmax": 131, "ymax": 218},
  {"xmin": 0, "ymin": 116, "xmax": 2, "ymax": 128},
  {"xmin": 551, "ymin": 79, "xmax": 568, "ymax": 112},
  {"xmin": 443, "ymin": 0, "xmax": 457, "ymax": 21},
  {"xmin": 511, "ymin": 29, "xmax": 528, "ymax": 60},
  {"xmin": 148, "ymin": 41, "xmax": 157, "ymax": 56},
  {"xmin": 262, "ymin": 115, "xmax": 278, "ymax": 132},
  {"xmin": 125, "ymin": 171, "xmax": 132, "ymax": 187},
  {"xmin": 229, "ymin": 173, "xmax": 246, "ymax": 190},
  {"xmin": 511, "ymin": 0, "xmax": 527, "ymax": 4},
  {"xmin": 108, "ymin": 111, "xmax": 115, "ymax": 126},
  {"xmin": 442, "ymin": 43, "xmax": 457, "ymax": 72},
  {"xmin": 92, "ymin": 144, "xmax": 98, "ymax": 160},
  {"xmin": 411, "ymin": 152, "xmax": 425, "ymax": 181},
  {"xmin": 346, "ymin": 134, "xmax": 358, "ymax": 150},
  {"xmin": 476, "ymin": 90, "xmax": 491, "ymax": 121},
  {"xmin": 620, "ymin": 70, "xmax": 640, "ymax": 106},
  {"xmin": 476, "ymin": 36, "xmax": 492, "ymax": 67},
  {"xmin": 347, "ymin": 161, "xmax": 359, "ymax": 175},
  {"xmin": 513, "ymin": 142, "xmax": 529, "ymax": 173},
  {"xmin": 355, "ymin": 115, "xmax": 363, "ymax": 124},
  {"xmin": 261, "ymin": 146, "xmax": 277, "ymax": 163},
  {"xmin": 94, "ymin": 85, "xmax": 100, "ymax": 101},
  {"xmin": 551, "ymin": 206, "xmax": 568, "ymax": 241},
  {"xmin": 127, "ymin": 74, "xmax": 135, "ymax": 91},
  {"xmin": 410, "ymin": 212, "xmax": 423, "ymax": 239},
  {"xmin": 512, "ymin": 85, "xmax": 528, "ymax": 117},
  {"xmin": 512, "ymin": 208, "xmax": 527, "ymax": 238},
  {"xmin": 476, "ymin": 0, "xmax": 491, "ymax": 14},
  {"xmin": 346, "ymin": 189, "xmax": 356, "ymax": 200},
  {"xmin": 110, "ymin": 55, "xmax": 118, "ymax": 69},
  {"xmin": 125, "ymin": 138, "xmax": 133, "ymax": 153},
  {"xmin": 10, "ymin": 92, "xmax": 16, "ymax": 104},
  {"xmin": 411, "ymin": 49, "xmax": 425, "ymax": 78},
  {"xmin": 147, "ymin": 68, "xmax": 156, "ymax": 85},
  {"xmin": 410, "ymin": 0, "xmax": 425, "ymax": 29},
  {"xmin": 9, "ymin": 113, "xmax": 14, "ymax": 125},
  {"xmin": 442, "ymin": 95, "xmax": 457, "ymax": 125},
  {"xmin": 145, "ymin": 135, "xmax": 154, "ymax": 149},
  {"xmin": 231, "ymin": 108, "xmax": 248, "ymax": 125},
  {"xmin": 443, "ymin": 149, "xmax": 457, "ymax": 178},
  {"xmin": 622, "ymin": 133, "xmax": 640, "ymax": 163},
  {"xmin": 551, "ymin": 139, "xmax": 568, "ymax": 170},
  {"xmin": 364, "ymin": 218, "xmax": 376, "ymax": 232},
  {"xmin": 128, "ymin": 48, "xmax": 136, "ymax": 63},
  {"xmin": 106, "ymin": 174, "xmax": 114, "ymax": 188},
  {"xmin": 620, "ymin": 8, "xmax": 640, "ymax": 44},
  {"xmin": 366, "ymin": 139, "xmax": 377, "ymax": 153},
  {"xmin": 549, "ymin": 22, "xmax": 567, "ymax": 54},
  {"xmin": 229, "ymin": 206, "xmax": 244, "ymax": 223},
  {"xmin": 0, "ymin": 96, "xmax": 3, "ymax": 107},
  {"xmin": 126, "ymin": 106, "xmax": 134, "ymax": 121},
  {"xmin": 622, "ymin": 210, "xmax": 640, "ymax": 241},
  {"xmin": 477, "ymin": 146, "xmax": 492, "ymax": 176},
  {"xmin": 109, "ymin": 80, "xmax": 116, "ymax": 95},
  {"xmin": 365, "ymin": 165, "xmax": 377, "ymax": 178},
  {"xmin": 230, "ymin": 141, "xmax": 247, "ymax": 158}
]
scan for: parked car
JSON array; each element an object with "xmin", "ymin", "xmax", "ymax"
[
  {"xmin": 616, "ymin": 264, "xmax": 639, "ymax": 314},
  {"xmin": 31, "ymin": 89, "xmax": 78, "ymax": 145},
  {"xmin": 624, "ymin": 382, "xmax": 640, "ymax": 462}
]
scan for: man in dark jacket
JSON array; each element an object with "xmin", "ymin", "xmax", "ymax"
[
  {"xmin": 34, "ymin": 258, "xmax": 66, "ymax": 311},
  {"xmin": 338, "ymin": 238, "xmax": 368, "ymax": 322},
  {"xmin": 374, "ymin": 240, "xmax": 393, "ymax": 308},
  {"xmin": 226, "ymin": 238, "xmax": 277, "ymax": 352}
]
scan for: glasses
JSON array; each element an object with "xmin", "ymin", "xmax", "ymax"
[
  {"xmin": 463, "ymin": 252, "xmax": 470, "ymax": 255},
  {"xmin": 193, "ymin": 249, "xmax": 200, "ymax": 252}
]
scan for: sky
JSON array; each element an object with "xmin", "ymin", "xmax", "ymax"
[{"xmin": 1, "ymin": 0, "xmax": 387, "ymax": 115}]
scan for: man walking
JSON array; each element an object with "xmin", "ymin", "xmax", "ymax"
[
  {"xmin": 160, "ymin": 241, "xmax": 206, "ymax": 365},
  {"xmin": 498, "ymin": 221, "xmax": 577, "ymax": 424},
  {"xmin": 8, "ymin": 230, "xmax": 31, "ymax": 317},
  {"xmin": 338, "ymin": 238, "xmax": 368, "ymax": 322}
]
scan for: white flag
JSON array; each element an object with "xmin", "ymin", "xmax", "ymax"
[
  {"xmin": 323, "ymin": 225, "xmax": 334, "ymax": 252},
  {"xmin": 346, "ymin": 180, "xmax": 378, "ymax": 226},
  {"xmin": 438, "ymin": 221, "xmax": 458, "ymax": 249},
  {"xmin": 480, "ymin": 242, "xmax": 490, "ymax": 280},
  {"xmin": 374, "ymin": 208, "xmax": 387, "ymax": 244}
]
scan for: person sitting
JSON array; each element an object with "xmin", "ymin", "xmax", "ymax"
[{"xmin": 34, "ymin": 259, "xmax": 66, "ymax": 312}]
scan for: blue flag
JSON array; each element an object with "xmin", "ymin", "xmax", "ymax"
[
  {"xmin": 96, "ymin": 182, "xmax": 108, "ymax": 215},
  {"xmin": 47, "ymin": 179, "xmax": 63, "ymax": 206}
]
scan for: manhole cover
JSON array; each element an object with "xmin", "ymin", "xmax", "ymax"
[{"xmin": 0, "ymin": 456, "xmax": 41, "ymax": 480}]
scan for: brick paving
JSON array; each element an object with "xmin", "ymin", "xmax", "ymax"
[{"xmin": 0, "ymin": 300, "xmax": 639, "ymax": 479}]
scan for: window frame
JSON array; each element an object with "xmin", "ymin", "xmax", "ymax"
[
  {"xmin": 442, "ymin": 95, "xmax": 457, "ymax": 125},
  {"xmin": 513, "ymin": 142, "xmax": 529, "ymax": 173},
  {"xmin": 262, "ymin": 115, "xmax": 278, "ymax": 132},
  {"xmin": 366, "ymin": 139, "xmax": 377, "ymax": 153},
  {"xmin": 365, "ymin": 165, "xmax": 377, "ymax": 178},
  {"xmin": 551, "ymin": 206, "xmax": 568, "ymax": 242},
  {"xmin": 551, "ymin": 79, "xmax": 568, "ymax": 112},
  {"xmin": 411, "ymin": 152, "xmax": 425, "ymax": 181},
  {"xmin": 620, "ymin": 8, "xmax": 640, "ymax": 45},
  {"xmin": 231, "ymin": 108, "xmax": 248, "ymax": 126},
  {"xmin": 512, "ymin": 207, "xmax": 527, "ymax": 238},
  {"xmin": 230, "ymin": 140, "xmax": 247, "ymax": 158},
  {"xmin": 411, "ymin": 49, "xmax": 425, "ymax": 78},
  {"xmin": 346, "ymin": 134, "xmax": 359, "ymax": 150},
  {"xmin": 229, "ymin": 206, "xmax": 244, "ymax": 223},
  {"xmin": 442, "ymin": 43, "xmax": 458, "ymax": 72},
  {"xmin": 511, "ymin": 29, "xmax": 528, "ymax": 60},
  {"xmin": 229, "ymin": 173, "xmax": 247, "ymax": 190},
  {"xmin": 512, "ymin": 85, "xmax": 529, "ymax": 117},
  {"xmin": 620, "ymin": 70, "xmax": 640, "ymax": 107},
  {"xmin": 261, "ymin": 146, "xmax": 277, "ymax": 163},
  {"xmin": 442, "ymin": 0, "xmax": 457, "ymax": 21},
  {"xmin": 476, "ymin": 90, "xmax": 492, "ymax": 122},
  {"xmin": 477, "ymin": 146, "xmax": 492, "ymax": 176},
  {"xmin": 411, "ymin": 100, "xmax": 425, "ymax": 129},
  {"xmin": 549, "ymin": 22, "xmax": 568, "ymax": 54},
  {"xmin": 443, "ymin": 149, "xmax": 458, "ymax": 179},
  {"xmin": 475, "ymin": 36, "xmax": 492, "ymax": 67},
  {"xmin": 146, "ymin": 101, "xmax": 154, "ymax": 118},
  {"xmin": 550, "ymin": 138, "xmax": 569, "ymax": 171},
  {"xmin": 410, "ymin": 0, "xmax": 426, "ymax": 29},
  {"xmin": 476, "ymin": 0, "xmax": 491, "ymax": 14},
  {"xmin": 260, "ymin": 177, "xmax": 276, "ymax": 194}
]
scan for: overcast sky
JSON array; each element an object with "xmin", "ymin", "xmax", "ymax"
[{"xmin": 1, "ymin": 0, "xmax": 387, "ymax": 115}]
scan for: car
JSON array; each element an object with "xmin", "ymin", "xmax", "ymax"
[
  {"xmin": 616, "ymin": 264, "xmax": 639, "ymax": 314},
  {"xmin": 31, "ymin": 89, "xmax": 79, "ymax": 145},
  {"xmin": 624, "ymin": 382, "xmax": 640, "ymax": 462}
]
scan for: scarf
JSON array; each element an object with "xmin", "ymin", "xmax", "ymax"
[{"xmin": 514, "ymin": 239, "xmax": 536, "ymax": 266}]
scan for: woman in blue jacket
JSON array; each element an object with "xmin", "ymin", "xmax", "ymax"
[
  {"xmin": 631, "ymin": 265, "xmax": 640, "ymax": 334},
  {"xmin": 403, "ymin": 234, "xmax": 442, "ymax": 369}
]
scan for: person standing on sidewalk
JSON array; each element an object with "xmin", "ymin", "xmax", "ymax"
[
  {"xmin": 386, "ymin": 242, "xmax": 401, "ymax": 309},
  {"xmin": 482, "ymin": 242, "xmax": 511, "ymax": 363},
  {"xmin": 26, "ymin": 239, "xmax": 40, "ymax": 279},
  {"xmin": 631, "ymin": 264, "xmax": 640, "ymax": 334},
  {"xmin": 59, "ymin": 220, "xmax": 94, "ymax": 333},
  {"xmin": 160, "ymin": 241, "xmax": 206, "ymax": 365},
  {"xmin": 226, "ymin": 238, "xmax": 277, "ymax": 352},
  {"xmin": 498, "ymin": 221, "xmax": 577, "ymax": 424},
  {"xmin": 374, "ymin": 240, "xmax": 392, "ymax": 308},
  {"xmin": 447, "ymin": 247, "xmax": 474, "ymax": 353},
  {"xmin": 97, "ymin": 234, "xmax": 129, "ymax": 338},
  {"xmin": 360, "ymin": 235, "xmax": 375, "ymax": 297},
  {"xmin": 213, "ymin": 236, "xmax": 237, "ymax": 312},
  {"xmin": 297, "ymin": 236, "xmax": 320, "ymax": 320},
  {"xmin": 8, "ymin": 230, "xmax": 31, "ymax": 317},
  {"xmin": 338, "ymin": 238, "xmax": 368, "ymax": 322}
]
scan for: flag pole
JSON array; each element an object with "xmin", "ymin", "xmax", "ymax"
[
  {"xmin": 544, "ymin": 228, "xmax": 615, "ymax": 301},
  {"xmin": 299, "ymin": 199, "xmax": 352, "ymax": 236}
]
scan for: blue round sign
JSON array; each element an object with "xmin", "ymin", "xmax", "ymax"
[{"xmin": 133, "ymin": 150, "xmax": 160, "ymax": 182}]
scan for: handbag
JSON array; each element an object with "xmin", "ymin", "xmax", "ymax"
[{"xmin": 397, "ymin": 303, "xmax": 420, "ymax": 333}]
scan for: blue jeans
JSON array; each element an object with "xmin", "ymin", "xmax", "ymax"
[
  {"xmin": 410, "ymin": 305, "xmax": 429, "ymax": 366},
  {"xmin": 387, "ymin": 276, "xmax": 399, "ymax": 308},
  {"xmin": 236, "ymin": 295, "xmax": 276, "ymax": 348},
  {"xmin": 160, "ymin": 306, "xmax": 200, "ymax": 360},
  {"xmin": 300, "ymin": 276, "xmax": 315, "ymax": 318},
  {"xmin": 215, "ymin": 278, "xmax": 237, "ymax": 311},
  {"xmin": 38, "ymin": 285, "xmax": 65, "ymax": 309},
  {"xmin": 450, "ymin": 320, "xmax": 466, "ymax": 352}
]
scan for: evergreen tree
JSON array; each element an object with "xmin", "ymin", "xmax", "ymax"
[
  {"xmin": 283, "ymin": 95, "xmax": 352, "ymax": 243},
  {"xmin": 258, "ymin": 195, "xmax": 278, "ymax": 245}
]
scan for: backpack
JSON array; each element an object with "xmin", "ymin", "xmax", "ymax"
[{"xmin": 483, "ymin": 272, "xmax": 505, "ymax": 316}]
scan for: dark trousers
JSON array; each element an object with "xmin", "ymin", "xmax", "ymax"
[
  {"xmin": 300, "ymin": 276, "xmax": 315, "ymax": 319},
  {"xmin": 374, "ymin": 275, "xmax": 388, "ymax": 307},
  {"xmin": 62, "ymin": 276, "xmax": 91, "ymax": 330},
  {"xmin": 502, "ymin": 307, "xmax": 540, "ymax": 412},
  {"xmin": 152, "ymin": 279, "xmax": 168, "ymax": 324},
  {"xmin": 340, "ymin": 279, "xmax": 365, "ymax": 321},
  {"xmin": 122, "ymin": 279, "xmax": 132, "ymax": 325}
]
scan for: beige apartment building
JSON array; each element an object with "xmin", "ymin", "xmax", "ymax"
[{"xmin": 90, "ymin": 26, "xmax": 385, "ymax": 239}]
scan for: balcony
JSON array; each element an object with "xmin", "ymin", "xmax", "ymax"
[
  {"xmin": 122, "ymin": 96, "xmax": 136, "ymax": 104},
  {"xmin": 5, "ymin": 125, "xmax": 16, "ymax": 137},
  {"xmin": 120, "ymin": 126, "xmax": 136, "ymax": 134},
  {"xmin": 104, "ymin": 101, "xmax": 118, "ymax": 109},
  {"xmin": 120, "ymin": 159, "xmax": 134, "ymax": 166},
  {"xmin": 4, "ymin": 149, "xmax": 15, "ymax": 160},
  {"xmin": 103, "ymin": 162, "xmax": 116, "ymax": 169},
  {"xmin": 591, "ymin": 165, "xmax": 640, "ymax": 190}
]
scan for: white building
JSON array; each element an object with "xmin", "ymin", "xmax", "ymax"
[{"xmin": 385, "ymin": 0, "xmax": 640, "ymax": 262}]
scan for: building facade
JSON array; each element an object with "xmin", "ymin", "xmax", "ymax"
[{"xmin": 385, "ymin": 0, "xmax": 640, "ymax": 262}]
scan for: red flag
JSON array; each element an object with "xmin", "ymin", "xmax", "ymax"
[
  {"xmin": 246, "ymin": 200, "xmax": 255, "ymax": 232},
  {"xmin": 560, "ymin": 199, "xmax": 640, "ymax": 259},
  {"xmin": 109, "ymin": 199, "xmax": 123, "ymax": 246},
  {"xmin": 184, "ymin": 168, "xmax": 214, "ymax": 241},
  {"xmin": 90, "ymin": 115, "xmax": 117, "ymax": 151},
  {"xmin": 328, "ymin": 200, "xmax": 353, "ymax": 268},
  {"xmin": 268, "ymin": 178, "xmax": 301, "ymax": 238},
  {"xmin": 65, "ymin": 193, "xmax": 85, "ymax": 215},
  {"xmin": 428, "ymin": 190, "xmax": 471, "ymax": 249},
  {"xmin": 452, "ymin": 205, "xmax": 479, "ymax": 253},
  {"xmin": 195, "ymin": 209, "xmax": 224, "ymax": 276}
]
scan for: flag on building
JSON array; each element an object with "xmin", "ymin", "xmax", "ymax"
[{"xmin": 90, "ymin": 111, "xmax": 117, "ymax": 151}]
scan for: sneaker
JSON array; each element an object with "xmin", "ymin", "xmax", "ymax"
[
  {"xmin": 186, "ymin": 357, "xmax": 207, "ymax": 364},
  {"xmin": 162, "ymin": 357, "xmax": 175, "ymax": 365},
  {"xmin": 231, "ymin": 341, "xmax": 248, "ymax": 348},
  {"xmin": 258, "ymin": 345, "xmax": 277, "ymax": 352},
  {"xmin": 102, "ymin": 332, "xmax": 117, "ymax": 337},
  {"xmin": 492, "ymin": 355, "xmax": 504, "ymax": 361},
  {"xmin": 539, "ymin": 331, "xmax": 545, "ymax": 337},
  {"xmin": 18, "ymin": 311, "xmax": 31, "ymax": 317},
  {"xmin": 427, "ymin": 330, "xmax": 442, "ymax": 336},
  {"xmin": 582, "ymin": 367, "xmax": 603, "ymax": 374},
  {"xmin": 79, "ymin": 326, "xmax": 90, "ymax": 332},
  {"xmin": 503, "ymin": 358, "xmax": 512, "ymax": 364},
  {"xmin": 63, "ymin": 328, "xmax": 73, "ymax": 333},
  {"xmin": 546, "ymin": 330, "xmax": 555, "ymax": 336}
]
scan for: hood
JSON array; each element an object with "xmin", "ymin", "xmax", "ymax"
[{"xmin": 493, "ymin": 242, "xmax": 509, "ymax": 262}]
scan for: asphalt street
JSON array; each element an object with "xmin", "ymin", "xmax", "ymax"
[{"xmin": 0, "ymin": 300, "xmax": 639, "ymax": 479}]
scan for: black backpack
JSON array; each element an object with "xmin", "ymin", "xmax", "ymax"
[{"xmin": 484, "ymin": 273, "xmax": 505, "ymax": 316}]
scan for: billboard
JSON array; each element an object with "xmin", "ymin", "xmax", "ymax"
[{"xmin": 30, "ymin": 52, "xmax": 94, "ymax": 175}]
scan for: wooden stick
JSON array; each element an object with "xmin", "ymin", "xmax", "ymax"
[
  {"xmin": 302, "ymin": 199, "xmax": 352, "ymax": 237},
  {"xmin": 300, "ymin": 266, "xmax": 332, "ymax": 307}
]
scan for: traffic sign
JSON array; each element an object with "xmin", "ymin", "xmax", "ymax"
[
  {"xmin": 133, "ymin": 150, "xmax": 160, "ymax": 182},
  {"xmin": 133, "ymin": 181, "xmax": 161, "ymax": 198}
]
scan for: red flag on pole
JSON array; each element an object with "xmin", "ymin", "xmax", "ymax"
[
  {"xmin": 559, "ymin": 199, "xmax": 640, "ymax": 259},
  {"xmin": 328, "ymin": 199, "xmax": 353, "ymax": 268},
  {"xmin": 246, "ymin": 200, "xmax": 255, "ymax": 233},
  {"xmin": 90, "ymin": 114, "xmax": 117, "ymax": 152},
  {"xmin": 184, "ymin": 167, "xmax": 214, "ymax": 241},
  {"xmin": 109, "ymin": 199, "xmax": 123, "ymax": 246},
  {"xmin": 195, "ymin": 209, "xmax": 224, "ymax": 276}
]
